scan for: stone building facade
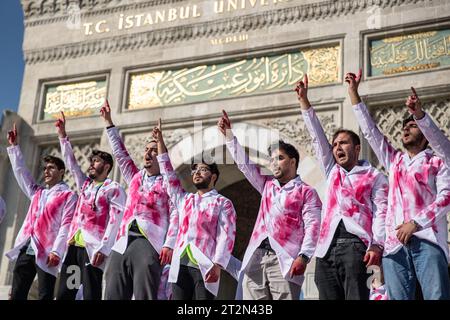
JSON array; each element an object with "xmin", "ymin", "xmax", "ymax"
[{"xmin": 0, "ymin": 0, "xmax": 449, "ymax": 299}]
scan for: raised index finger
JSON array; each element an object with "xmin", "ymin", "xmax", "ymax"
[
  {"xmin": 410, "ymin": 86, "xmax": 418, "ymax": 97},
  {"xmin": 304, "ymin": 74, "xmax": 308, "ymax": 88},
  {"xmin": 60, "ymin": 111, "xmax": 66, "ymax": 122}
]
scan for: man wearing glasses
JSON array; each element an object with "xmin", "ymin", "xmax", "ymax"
[{"xmin": 153, "ymin": 120, "xmax": 237, "ymax": 300}]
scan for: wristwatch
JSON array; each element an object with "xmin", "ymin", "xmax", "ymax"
[
  {"xmin": 410, "ymin": 219, "xmax": 421, "ymax": 230},
  {"xmin": 298, "ymin": 253, "xmax": 310, "ymax": 264}
]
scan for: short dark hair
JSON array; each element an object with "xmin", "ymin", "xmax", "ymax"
[
  {"xmin": 89, "ymin": 150, "xmax": 114, "ymax": 174},
  {"xmin": 43, "ymin": 155, "xmax": 65, "ymax": 172},
  {"xmin": 402, "ymin": 115, "xmax": 415, "ymax": 128},
  {"xmin": 268, "ymin": 140, "xmax": 300, "ymax": 170},
  {"xmin": 191, "ymin": 160, "xmax": 220, "ymax": 185},
  {"xmin": 332, "ymin": 129, "xmax": 361, "ymax": 146}
]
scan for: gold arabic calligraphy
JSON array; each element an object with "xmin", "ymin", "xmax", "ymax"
[{"xmin": 128, "ymin": 45, "xmax": 340, "ymax": 109}]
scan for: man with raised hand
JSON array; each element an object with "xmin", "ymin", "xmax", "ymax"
[
  {"xmin": 154, "ymin": 119, "xmax": 237, "ymax": 300},
  {"xmin": 55, "ymin": 112, "xmax": 126, "ymax": 300},
  {"xmin": 295, "ymin": 75, "xmax": 388, "ymax": 300},
  {"xmin": 218, "ymin": 111, "xmax": 322, "ymax": 300},
  {"xmin": 406, "ymin": 87, "xmax": 450, "ymax": 168},
  {"xmin": 6, "ymin": 123, "xmax": 77, "ymax": 300},
  {"xmin": 348, "ymin": 69, "xmax": 450, "ymax": 300},
  {"xmin": 100, "ymin": 100, "xmax": 177, "ymax": 300}
]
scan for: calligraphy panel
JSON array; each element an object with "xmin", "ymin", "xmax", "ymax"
[
  {"xmin": 369, "ymin": 29, "xmax": 450, "ymax": 76},
  {"xmin": 41, "ymin": 78, "xmax": 107, "ymax": 120},
  {"xmin": 127, "ymin": 44, "xmax": 341, "ymax": 109}
]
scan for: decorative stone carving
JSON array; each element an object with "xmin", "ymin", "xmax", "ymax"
[
  {"xmin": 263, "ymin": 113, "xmax": 338, "ymax": 157},
  {"xmin": 23, "ymin": 0, "xmax": 429, "ymax": 64}
]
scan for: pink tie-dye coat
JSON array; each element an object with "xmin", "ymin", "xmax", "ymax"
[
  {"xmin": 157, "ymin": 153, "xmax": 236, "ymax": 296},
  {"xmin": 6, "ymin": 145, "xmax": 77, "ymax": 276},
  {"xmin": 106, "ymin": 127, "xmax": 178, "ymax": 254},
  {"xmin": 416, "ymin": 113, "xmax": 450, "ymax": 169},
  {"xmin": 226, "ymin": 137, "xmax": 322, "ymax": 285},
  {"xmin": 60, "ymin": 137, "xmax": 126, "ymax": 269},
  {"xmin": 302, "ymin": 107, "xmax": 388, "ymax": 258},
  {"xmin": 353, "ymin": 102, "xmax": 450, "ymax": 260}
]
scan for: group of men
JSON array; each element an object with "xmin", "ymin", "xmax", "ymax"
[{"xmin": 1, "ymin": 70, "xmax": 449, "ymax": 300}]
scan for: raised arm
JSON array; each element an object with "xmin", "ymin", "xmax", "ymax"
[
  {"xmin": 55, "ymin": 112, "xmax": 87, "ymax": 191},
  {"xmin": 6, "ymin": 123, "xmax": 40, "ymax": 199},
  {"xmin": 101, "ymin": 100, "xmax": 139, "ymax": 184},
  {"xmin": 347, "ymin": 70, "xmax": 398, "ymax": 170},
  {"xmin": 218, "ymin": 110, "xmax": 267, "ymax": 194},
  {"xmin": 295, "ymin": 75, "xmax": 335, "ymax": 176},
  {"xmin": 407, "ymin": 87, "xmax": 450, "ymax": 168},
  {"xmin": 153, "ymin": 119, "xmax": 187, "ymax": 209}
]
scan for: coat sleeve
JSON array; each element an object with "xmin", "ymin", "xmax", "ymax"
[
  {"xmin": 97, "ymin": 185, "xmax": 127, "ymax": 256},
  {"xmin": 106, "ymin": 127, "xmax": 140, "ymax": 185},
  {"xmin": 157, "ymin": 153, "xmax": 187, "ymax": 210},
  {"xmin": 212, "ymin": 199, "xmax": 237, "ymax": 269},
  {"xmin": 225, "ymin": 136, "xmax": 267, "ymax": 194},
  {"xmin": 298, "ymin": 187, "xmax": 322, "ymax": 259},
  {"xmin": 413, "ymin": 163, "xmax": 450, "ymax": 229},
  {"xmin": 51, "ymin": 192, "xmax": 78, "ymax": 258},
  {"xmin": 416, "ymin": 113, "xmax": 450, "ymax": 169},
  {"xmin": 352, "ymin": 102, "xmax": 399, "ymax": 171},
  {"xmin": 7, "ymin": 145, "xmax": 41, "ymax": 199},
  {"xmin": 59, "ymin": 137, "xmax": 88, "ymax": 191},
  {"xmin": 301, "ymin": 107, "xmax": 335, "ymax": 176},
  {"xmin": 370, "ymin": 173, "xmax": 389, "ymax": 247},
  {"xmin": 163, "ymin": 197, "xmax": 179, "ymax": 250}
]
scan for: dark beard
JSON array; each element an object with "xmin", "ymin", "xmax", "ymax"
[
  {"xmin": 88, "ymin": 166, "xmax": 103, "ymax": 179},
  {"xmin": 194, "ymin": 175, "xmax": 211, "ymax": 190},
  {"xmin": 402, "ymin": 133, "xmax": 426, "ymax": 150}
]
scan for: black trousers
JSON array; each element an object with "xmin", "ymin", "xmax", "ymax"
[
  {"xmin": 105, "ymin": 236, "xmax": 162, "ymax": 300},
  {"xmin": 10, "ymin": 247, "xmax": 56, "ymax": 300},
  {"xmin": 315, "ymin": 237, "xmax": 370, "ymax": 300},
  {"xmin": 56, "ymin": 245, "xmax": 103, "ymax": 300},
  {"xmin": 172, "ymin": 265, "xmax": 214, "ymax": 300}
]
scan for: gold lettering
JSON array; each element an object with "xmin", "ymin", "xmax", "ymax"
[
  {"xmin": 135, "ymin": 14, "xmax": 144, "ymax": 27},
  {"xmin": 179, "ymin": 6, "xmax": 190, "ymax": 19},
  {"xmin": 249, "ymin": 0, "xmax": 258, "ymax": 8},
  {"xmin": 214, "ymin": 0, "xmax": 224, "ymax": 13},
  {"xmin": 192, "ymin": 5, "xmax": 201, "ymax": 18},
  {"xmin": 143, "ymin": 13, "xmax": 154, "ymax": 25},
  {"xmin": 124, "ymin": 15, "xmax": 134, "ymax": 29},
  {"xmin": 168, "ymin": 8, "xmax": 177, "ymax": 21},
  {"xmin": 155, "ymin": 10, "xmax": 166, "ymax": 23},
  {"xmin": 83, "ymin": 22, "xmax": 93, "ymax": 35},
  {"xmin": 228, "ymin": 0, "xmax": 238, "ymax": 11},
  {"xmin": 118, "ymin": 14, "xmax": 124, "ymax": 30},
  {"xmin": 95, "ymin": 20, "xmax": 109, "ymax": 33}
]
